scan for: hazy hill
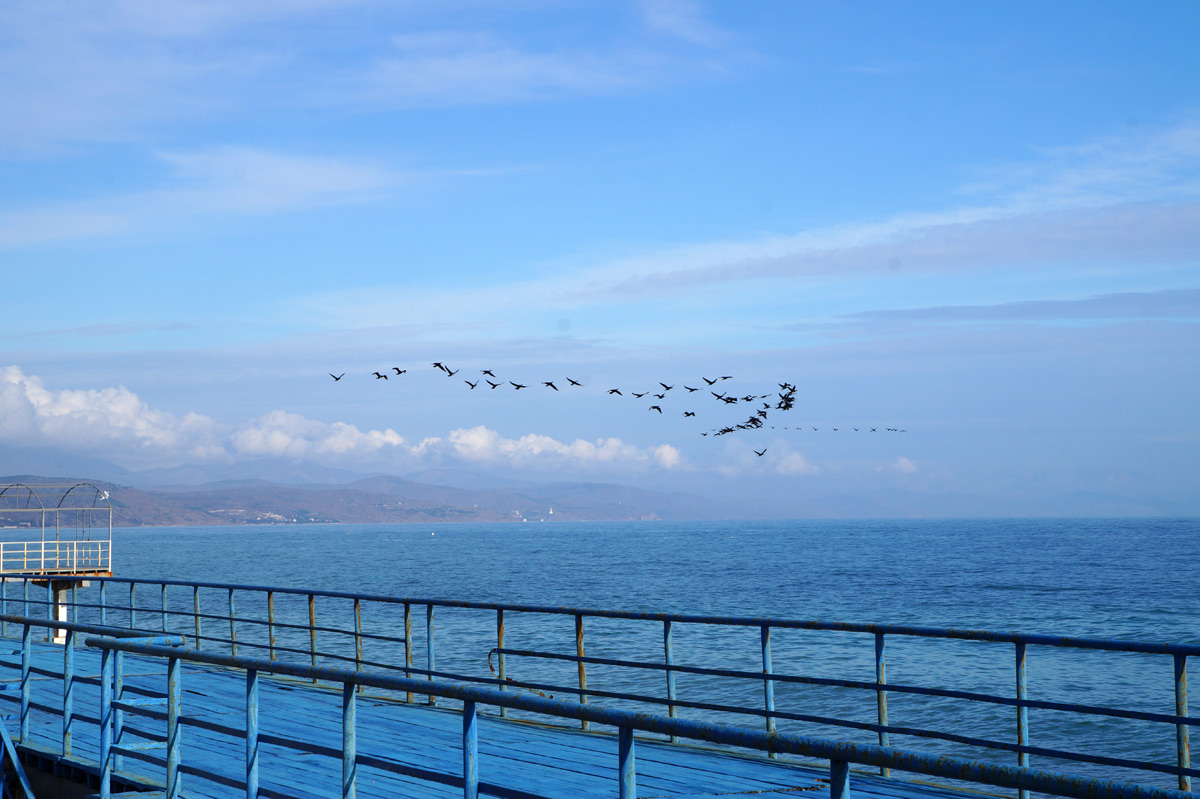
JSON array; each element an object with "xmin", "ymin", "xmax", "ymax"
[{"xmin": 0, "ymin": 473, "xmax": 724, "ymax": 526}]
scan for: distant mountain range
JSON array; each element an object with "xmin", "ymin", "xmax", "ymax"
[{"xmin": 0, "ymin": 473, "xmax": 728, "ymax": 526}]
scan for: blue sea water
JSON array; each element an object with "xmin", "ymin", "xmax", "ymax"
[{"xmin": 104, "ymin": 517, "xmax": 1200, "ymax": 787}]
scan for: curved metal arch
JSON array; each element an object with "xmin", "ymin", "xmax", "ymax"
[
  {"xmin": 56, "ymin": 483, "xmax": 112, "ymax": 510},
  {"xmin": 0, "ymin": 484, "xmax": 46, "ymax": 511}
]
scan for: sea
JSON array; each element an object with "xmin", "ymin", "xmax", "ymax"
[{"xmin": 98, "ymin": 517, "xmax": 1200, "ymax": 788}]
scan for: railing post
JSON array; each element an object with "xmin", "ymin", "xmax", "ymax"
[
  {"xmin": 194, "ymin": 585, "xmax": 202, "ymax": 649},
  {"xmin": 427, "ymin": 604, "xmax": 436, "ymax": 705},
  {"xmin": 114, "ymin": 649, "xmax": 125, "ymax": 774},
  {"xmin": 22, "ymin": 578, "xmax": 28, "ymax": 619},
  {"xmin": 576, "ymin": 613, "xmax": 589, "ymax": 731},
  {"xmin": 101, "ymin": 646, "xmax": 114, "ymax": 799},
  {"xmin": 618, "ymin": 726, "xmax": 636, "ymax": 799},
  {"xmin": 267, "ymin": 591, "xmax": 276, "ymax": 660},
  {"xmin": 309, "ymin": 593, "xmax": 318, "ymax": 682},
  {"xmin": 63, "ymin": 628, "xmax": 75, "ymax": 756},
  {"xmin": 130, "ymin": 582, "xmax": 137, "ymax": 629},
  {"xmin": 167, "ymin": 655, "xmax": 182, "ymax": 799},
  {"xmin": 664, "ymin": 619, "xmax": 678, "ymax": 743},
  {"xmin": 161, "ymin": 583, "xmax": 168, "ymax": 631},
  {"xmin": 497, "ymin": 609, "xmax": 507, "ymax": 718},
  {"xmin": 229, "ymin": 588, "xmax": 238, "ymax": 656},
  {"xmin": 342, "ymin": 682, "xmax": 356, "ymax": 799},
  {"xmin": 72, "ymin": 581, "xmax": 78, "ymax": 623},
  {"xmin": 354, "ymin": 598, "xmax": 363, "ymax": 694},
  {"xmin": 404, "ymin": 602, "xmax": 413, "ymax": 703},
  {"xmin": 1016, "ymin": 642, "xmax": 1029, "ymax": 799},
  {"xmin": 247, "ymin": 668, "xmax": 259, "ymax": 799},
  {"xmin": 463, "ymin": 699, "xmax": 478, "ymax": 799},
  {"xmin": 99, "ymin": 580, "xmax": 107, "ymax": 627},
  {"xmin": 761, "ymin": 624, "xmax": 776, "ymax": 758},
  {"xmin": 831, "ymin": 759, "xmax": 850, "ymax": 799},
  {"xmin": 1, "ymin": 577, "xmax": 6, "ymax": 638},
  {"xmin": 20, "ymin": 624, "xmax": 30, "ymax": 742},
  {"xmin": 875, "ymin": 632, "xmax": 890, "ymax": 777},
  {"xmin": 1176, "ymin": 654, "xmax": 1191, "ymax": 791}
]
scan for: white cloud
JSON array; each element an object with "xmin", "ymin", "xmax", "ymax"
[
  {"xmin": 0, "ymin": 367, "xmax": 686, "ymax": 476},
  {"xmin": 443, "ymin": 425, "xmax": 679, "ymax": 470},
  {"xmin": 231, "ymin": 410, "xmax": 404, "ymax": 458},
  {"xmin": 881, "ymin": 456, "xmax": 917, "ymax": 475},
  {"xmin": 0, "ymin": 365, "xmax": 225, "ymax": 461},
  {"xmin": 774, "ymin": 451, "xmax": 819, "ymax": 476},
  {"xmin": 0, "ymin": 147, "xmax": 395, "ymax": 247}
]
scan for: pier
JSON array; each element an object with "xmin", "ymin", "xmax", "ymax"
[{"xmin": 0, "ymin": 572, "xmax": 1193, "ymax": 799}]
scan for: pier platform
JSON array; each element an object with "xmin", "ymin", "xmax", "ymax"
[{"xmin": 0, "ymin": 638, "xmax": 967, "ymax": 799}]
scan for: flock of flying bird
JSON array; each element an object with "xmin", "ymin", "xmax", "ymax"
[{"xmin": 329, "ymin": 362, "xmax": 906, "ymax": 452}]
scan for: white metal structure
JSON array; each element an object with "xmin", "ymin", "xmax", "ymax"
[{"xmin": 0, "ymin": 483, "xmax": 112, "ymax": 576}]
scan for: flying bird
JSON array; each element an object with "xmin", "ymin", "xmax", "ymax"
[
  {"xmin": 649, "ymin": 405, "xmax": 662, "ymax": 413},
  {"xmin": 329, "ymin": 373, "xmax": 344, "ymax": 381},
  {"xmin": 445, "ymin": 369, "xmax": 459, "ymax": 377},
  {"xmin": 683, "ymin": 411, "xmax": 696, "ymax": 417},
  {"xmin": 659, "ymin": 383, "xmax": 674, "ymax": 391},
  {"xmin": 543, "ymin": 381, "xmax": 558, "ymax": 391},
  {"xmin": 511, "ymin": 382, "xmax": 527, "ymax": 390},
  {"xmin": 465, "ymin": 380, "xmax": 478, "ymax": 389},
  {"xmin": 481, "ymin": 369, "xmax": 496, "ymax": 377},
  {"xmin": 432, "ymin": 362, "xmax": 447, "ymax": 372},
  {"xmin": 393, "ymin": 368, "xmax": 406, "ymax": 375},
  {"xmin": 487, "ymin": 380, "xmax": 501, "ymax": 389},
  {"xmin": 702, "ymin": 377, "xmax": 718, "ymax": 385},
  {"xmin": 653, "ymin": 393, "xmax": 666, "ymax": 400},
  {"xmin": 566, "ymin": 378, "xmax": 582, "ymax": 387},
  {"xmin": 754, "ymin": 448, "xmax": 767, "ymax": 457},
  {"xmin": 632, "ymin": 392, "xmax": 648, "ymax": 399},
  {"xmin": 608, "ymin": 389, "xmax": 622, "ymax": 395},
  {"xmin": 684, "ymin": 386, "xmax": 698, "ymax": 392},
  {"xmin": 372, "ymin": 372, "xmax": 388, "ymax": 380}
]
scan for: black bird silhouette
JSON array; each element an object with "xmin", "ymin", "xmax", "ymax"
[
  {"xmin": 754, "ymin": 448, "xmax": 767, "ymax": 457},
  {"xmin": 566, "ymin": 378, "xmax": 582, "ymax": 387},
  {"xmin": 720, "ymin": 375, "xmax": 732, "ymax": 381},
  {"xmin": 608, "ymin": 389, "xmax": 622, "ymax": 395},
  {"xmin": 722, "ymin": 396, "xmax": 738, "ymax": 405},
  {"xmin": 446, "ymin": 369, "xmax": 459, "ymax": 377},
  {"xmin": 510, "ymin": 382, "xmax": 527, "ymax": 390},
  {"xmin": 649, "ymin": 405, "xmax": 662, "ymax": 413},
  {"xmin": 432, "ymin": 362, "xmax": 447, "ymax": 372},
  {"xmin": 870, "ymin": 428, "xmax": 877, "ymax": 432},
  {"xmin": 465, "ymin": 380, "xmax": 478, "ymax": 389},
  {"xmin": 683, "ymin": 411, "xmax": 696, "ymax": 417},
  {"xmin": 684, "ymin": 386, "xmax": 698, "ymax": 392},
  {"xmin": 632, "ymin": 392, "xmax": 648, "ymax": 399},
  {"xmin": 373, "ymin": 372, "xmax": 388, "ymax": 380},
  {"xmin": 702, "ymin": 377, "xmax": 718, "ymax": 385},
  {"xmin": 653, "ymin": 393, "xmax": 666, "ymax": 400},
  {"xmin": 659, "ymin": 383, "xmax": 674, "ymax": 391},
  {"xmin": 487, "ymin": 380, "xmax": 501, "ymax": 389},
  {"xmin": 330, "ymin": 373, "xmax": 344, "ymax": 381},
  {"xmin": 543, "ymin": 381, "xmax": 558, "ymax": 391},
  {"xmin": 481, "ymin": 369, "xmax": 496, "ymax": 377},
  {"xmin": 393, "ymin": 368, "xmax": 406, "ymax": 375}
]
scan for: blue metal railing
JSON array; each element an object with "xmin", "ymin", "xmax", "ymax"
[
  {"xmin": 0, "ymin": 574, "xmax": 1194, "ymax": 792},
  {"xmin": 0, "ymin": 612, "xmax": 1196, "ymax": 799}
]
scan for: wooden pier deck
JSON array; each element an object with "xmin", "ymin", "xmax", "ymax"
[{"xmin": 0, "ymin": 639, "xmax": 974, "ymax": 799}]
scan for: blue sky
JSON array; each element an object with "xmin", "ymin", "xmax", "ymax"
[{"xmin": 2, "ymin": 1, "xmax": 1198, "ymax": 514}]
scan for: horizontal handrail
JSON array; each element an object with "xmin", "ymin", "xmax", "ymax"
[
  {"xmin": 4, "ymin": 572, "xmax": 1198, "ymax": 655},
  {"xmin": 79, "ymin": 628, "xmax": 1193, "ymax": 799}
]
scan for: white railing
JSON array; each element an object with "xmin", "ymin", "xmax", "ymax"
[{"xmin": 0, "ymin": 540, "xmax": 110, "ymax": 574}]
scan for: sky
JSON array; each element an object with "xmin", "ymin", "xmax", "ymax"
[{"xmin": 1, "ymin": 1, "xmax": 1198, "ymax": 515}]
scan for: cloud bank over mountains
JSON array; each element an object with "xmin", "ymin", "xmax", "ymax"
[{"xmin": 0, "ymin": 366, "xmax": 684, "ymax": 476}]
